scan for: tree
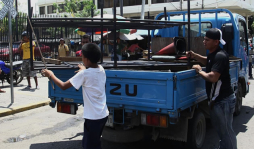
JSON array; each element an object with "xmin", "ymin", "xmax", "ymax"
[
  {"xmin": 54, "ymin": 0, "xmax": 100, "ymax": 18},
  {"xmin": 248, "ymin": 16, "xmax": 254, "ymax": 36}
]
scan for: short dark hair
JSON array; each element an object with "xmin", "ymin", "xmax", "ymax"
[
  {"xmin": 82, "ymin": 35, "xmax": 91, "ymax": 41},
  {"xmin": 81, "ymin": 43, "xmax": 101, "ymax": 63}
]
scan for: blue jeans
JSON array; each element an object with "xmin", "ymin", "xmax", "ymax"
[
  {"xmin": 111, "ymin": 54, "xmax": 122, "ymax": 61},
  {"xmin": 210, "ymin": 94, "xmax": 237, "ymax": 149}
]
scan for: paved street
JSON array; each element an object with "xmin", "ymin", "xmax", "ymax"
[{"xmin": 0, "ymin": 75, "xmax": 254, "ymax": 149}]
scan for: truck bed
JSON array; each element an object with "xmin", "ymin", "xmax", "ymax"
[{"xmin": 48, "ymin": 61, "xmax": 239, "ymax": 117}]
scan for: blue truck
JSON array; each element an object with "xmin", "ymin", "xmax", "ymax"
[{"xmin": 48, "ymin": 9, "xmax": 249, "ymax": 149}]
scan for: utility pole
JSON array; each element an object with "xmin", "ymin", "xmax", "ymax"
[
  {"xmin": 120, "ymin": 0, "xmax": 123, "ymax": 16},
  {"xmin": 141, "ymin": 0, "xmax": 145, "ymax": 19}
]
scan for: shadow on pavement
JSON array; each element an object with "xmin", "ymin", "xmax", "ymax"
[
  {"xmin": 30, "ymin": 140, "xmax": 83, "ymax": 149},
  {"xmin": 233, "ymin": 105, "xmax": 254, "ymax": 135}
]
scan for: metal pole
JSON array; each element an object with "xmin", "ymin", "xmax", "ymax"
[
  {"xmin": 100, "ymin": 0, "xmax": 104, "ymax": 63},
  {"xmin": 8, "ymin": 10, "xmax": 14, "ymax": 103},
  {"xmin": 164, "ymin": 7, "xmax": 167, "ymax": 21},
  {"xmin": 180, "ymin": 0, "xmax": 182, "ymax": 11},
  {"xmin": 113, "ymin": 0, "xmax": 117, "ymax": 67},
  {"xmin": 15, "ymin": 0, "xmax": 18, "ymax": 41},
  {"xmin": 187, "ymin": 0, "xmax": 191, "ymax": 65},
  {"xmin": 147, "ymin": 11, "xmax": 150, "ymax": 61},
  {"xmin": 28, "ymin": 0, "xmax": 33, "ymax": 70},
  {"xmin": 120, "ymin": 0, "xmax": 123, "ymax": 16},
  {"xmin": 91, "ymin": 0, "xmax": 94, "ymax": 42},
  {"xmin": 141, "ymin": 0, "xmax": 145, "ymax": 19}
]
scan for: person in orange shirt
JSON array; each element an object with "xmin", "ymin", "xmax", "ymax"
[{"xmin": 18, "ymin": 31, "xmax": 39, "ymax": 89}]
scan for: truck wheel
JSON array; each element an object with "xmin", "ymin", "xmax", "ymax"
[
  {"xmin": 234, "ymin": 83, "xmax": 242, "ymax": 116},
  {"xmin": 187, "ymin": 111, "xmax": 206, "ymax": 149}
]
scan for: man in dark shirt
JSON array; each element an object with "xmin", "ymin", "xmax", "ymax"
[{"xmin": 187, "ymin": 28, "xmax": 237, "ymax": 149}]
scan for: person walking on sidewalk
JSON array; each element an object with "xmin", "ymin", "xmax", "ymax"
[
  {"xmin": 186, "ymin": 28, "xmax": 237, "ymax": 149},
  {"xmin": 0, "ymin": 67, "xmax": 5, "ymax": 93},
  {"xmin": 42, "ymin": 43, "xmax": 108, "ymax": 149},
  {"xmin": 18, "ymin": 31, "xmax": 39, "ymax": 89},
  {"xmin": 58, "ymin": 38, "xmax": 69, "ymax": 57}
]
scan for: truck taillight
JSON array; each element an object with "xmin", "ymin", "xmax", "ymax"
[
  {"xmin": 141, "ymin": 113, "xmax": 168, "ymax": 128},
  {"xmin": 57, "ymin": 102, "xmax": 77, "ymax": 115}
]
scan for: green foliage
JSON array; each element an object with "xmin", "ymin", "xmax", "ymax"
[
  {"xmin": 54, "ymin": 0, "xmax": 100, "ymax": 17},
  {"xmin": 0, "ymin": 12, "xmax": 27, "ymax": 38}
]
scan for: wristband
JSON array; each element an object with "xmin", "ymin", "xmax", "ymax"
[{"xmin": 198, "ymin": 69, "xmax": 202, "ymax": 74}]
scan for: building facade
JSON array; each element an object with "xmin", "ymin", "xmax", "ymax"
[{"xmin": 36, "ymin": 0, "xmax": 254, "ymax": 19}]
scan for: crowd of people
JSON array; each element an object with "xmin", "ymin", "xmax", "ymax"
[{"xmin": 70, "ymin": 35, "xmax": 146, "ymax": 61}]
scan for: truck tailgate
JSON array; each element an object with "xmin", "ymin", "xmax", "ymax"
[
  {"xmin": 48, "ymin": 69, "xmax": 83, "ymax": 104},
  {"xmin": 105, "ymin": 70, "xmax": 175, "ymax": 113}
]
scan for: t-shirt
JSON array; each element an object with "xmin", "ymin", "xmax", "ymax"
[
  {"xmin": 58, "ymin": 44, "xmax": 69, "ymax": 57},
  {"xmin": 116, "ymin": 43, "xmax": 126, "ymax": 55},
  {"xmin": 128, "ymin": 44, "xmax": 140, "ymax": 52},
  {"xmin": 70, "ymin": 65, "xmax": 109, "ymax": 120},
  {"xmin": 21, "ymin": 41, "xmax": 36, "ymax": 60},
  {"xmin": 206, "ymin": 47, "xmax": 234, "ymax": 103}
]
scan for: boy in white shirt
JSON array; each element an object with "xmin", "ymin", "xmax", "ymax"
[{"xmin": 42, "ymin": 43, "xmax": 109, "ymax": 149}]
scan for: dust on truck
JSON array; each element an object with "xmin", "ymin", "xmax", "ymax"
[{"xmin": 47, "ymin": 9, "xmax": 249, "ymax": 149}]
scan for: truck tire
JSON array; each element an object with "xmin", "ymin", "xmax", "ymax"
[
  {"xmin": 234, "ymin": 83, "xmax": 242, "ymax": 116},
  {"xmin": 187, "ymin": 111, "xmax": 206, "ymax": 149}
]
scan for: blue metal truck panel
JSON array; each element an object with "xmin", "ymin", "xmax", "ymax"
[
  {"xmin": 174, "ymin": 69, "xmax": 206, "ymax": 112},
  {"xmin": 48, "ymin": 69, "xmax": 83, "ymax": 104},
  {"xmin": 106, "ymin": 70, "xmax": 175, "ymax": 114}
]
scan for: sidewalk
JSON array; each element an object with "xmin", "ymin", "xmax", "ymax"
[{"xmin": 0, "ymin": 74, "xmax": 50, "ymax": 117}]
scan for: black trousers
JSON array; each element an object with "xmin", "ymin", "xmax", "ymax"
[{"xmin": 82, "ymin": 116, "xmax": 108, "ymax": 149}]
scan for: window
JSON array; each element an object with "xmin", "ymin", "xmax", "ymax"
[
  {"xmin": 39, "ymin": 6, "xmax": 45, "ymax": 15},
  {"xmin": 239, "ymin": 20, "xmax": 248, "ymax": 52},
  {"xmin": 47, "ymin": 5, "xmax": 56, "ymax": 14},
  {"xmin": 179, "ymin": 22, "xmax": 212, "ymax": 37},
  {"xmin": 131, "ymin": 16, "xmax": 154, "ymax": 19},
  {"xmin": 124, "ymin": 0, "xmax": 148, "ymax": 6},
  {"xmin": 59, "ymin": 4, "xmax": 65, "ymax": 13},
  {"xmin": 152, "ymin": 0, "xmax": 180, "ymax": 4},
  {"xmin": 98, "ymin": 0, "xmax": 148, "ymax": 8}
]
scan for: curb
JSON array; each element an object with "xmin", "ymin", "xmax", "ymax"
[{"xmin": 0, "ymin": 100, "xmax": 50, "ymax": 117}]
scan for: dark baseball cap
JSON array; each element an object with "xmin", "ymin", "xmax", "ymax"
[{"xmin": 205, "ymin": 28, "xmax": 226, "ymax": 45}]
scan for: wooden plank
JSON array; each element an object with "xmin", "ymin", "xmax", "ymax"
[
  {"xmin": 43, "ymin": 58, "xmax": 61, "ymax": 65},
  {"xmin": 58, "ymin": 56, "xmax": 82, "ymax": 62},
  {"xmin": 185, "ymin": 37, "xmax": 206, "ymax": 56}
]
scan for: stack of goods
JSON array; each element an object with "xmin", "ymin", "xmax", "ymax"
[{"xmin": 142, "ymin": 50, "xmax": 153, "ymax": 59}]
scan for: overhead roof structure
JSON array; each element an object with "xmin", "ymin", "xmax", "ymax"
[{"xmin": 28, "ymin": 0, "xmax": 192, "ymax": 68}]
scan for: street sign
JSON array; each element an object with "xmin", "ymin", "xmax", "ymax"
[{"xmin": 0, "ymin": 0, "xmax": 17, "ymax": 20}]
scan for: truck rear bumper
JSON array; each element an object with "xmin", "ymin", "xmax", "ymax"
[{"xmin": 102, "ymin": 126, "xmax": 144, "ymax": 143}]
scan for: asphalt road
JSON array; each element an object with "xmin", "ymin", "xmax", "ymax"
[{"xmin": 0, "ymin": 79, "xmax": 254, "ymax": 149}]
